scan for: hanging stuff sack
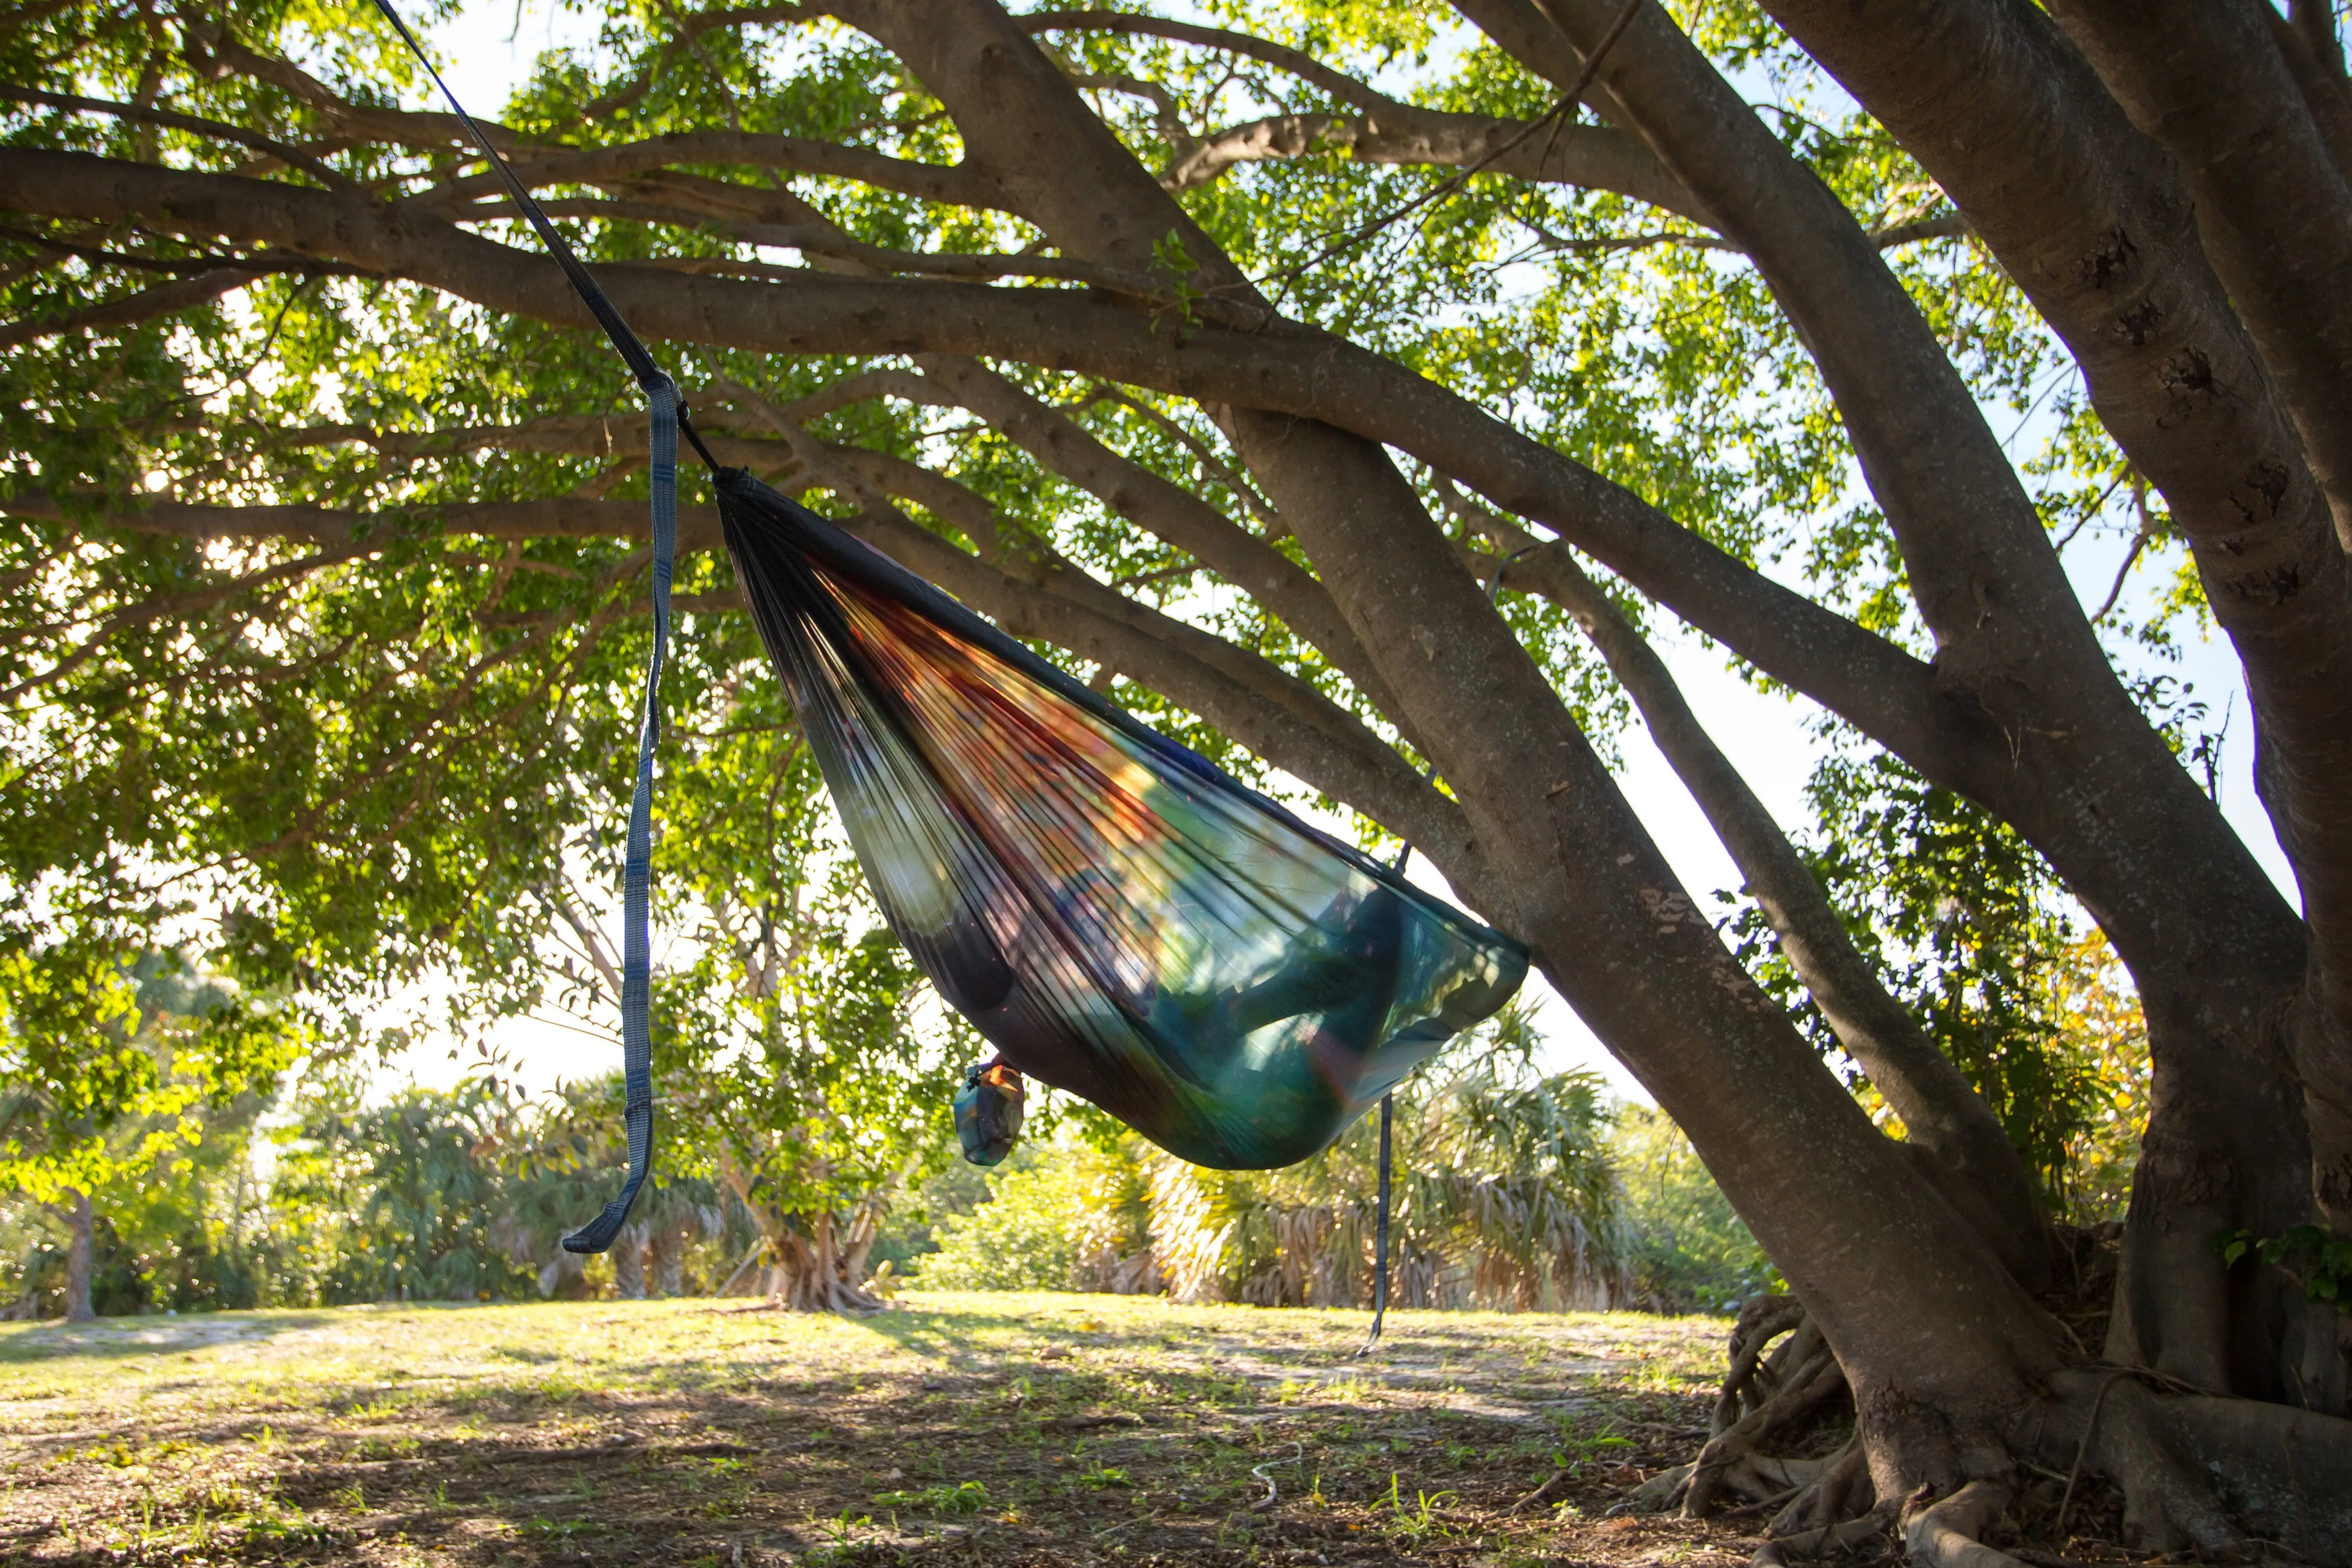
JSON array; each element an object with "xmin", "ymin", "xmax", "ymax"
[{"xmin": 953, "ymin": 1060, "xmax": 1027, "ymax": 1166}]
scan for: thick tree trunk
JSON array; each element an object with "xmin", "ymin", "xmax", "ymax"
[
  {"xmin": 762, "ymin": 1212, "xmax": 884, "ymax": 1314},
  {"xmin": 2043, "ymin": 0, "xmax": 2352, "ymax": 1257},
  {"xmin": 1746, "ymin": 0, "xmax": 2345, "ymax": 1412},
  {"xmin": 60, "ymin": 1190, "xmax": 94, "ymax": 1324},
  {"xmin": 719, "ymin": 1160, "xmax": 881, "ymax": 1314}
]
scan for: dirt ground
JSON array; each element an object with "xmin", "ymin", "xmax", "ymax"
[{"xmin": 0, "ymin": 1292, "xmax": 1771, "ymax": 1567}]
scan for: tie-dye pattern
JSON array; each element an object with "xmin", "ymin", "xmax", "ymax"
[{"xmin": 718, "ymin": 469, "xmax": 1528, "ymax": 1169}]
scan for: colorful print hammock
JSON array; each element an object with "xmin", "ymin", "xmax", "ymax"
[{"xmin": 719, "ymin": 470, "xmax": 1529, "ymax": 1170}]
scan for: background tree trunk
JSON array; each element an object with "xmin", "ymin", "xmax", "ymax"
[
  {"xmin": 612, "ymin": 1233, "xmax": 647, "ymax": 1301},
  {"xmin": 62, "ymin": 1190, "xmax": 94, "ymax": 1324}
]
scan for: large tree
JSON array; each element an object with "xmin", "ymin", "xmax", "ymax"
[{"xmin": 4, "ymin": 0, "xmax": 2349, "ymax": 1559}]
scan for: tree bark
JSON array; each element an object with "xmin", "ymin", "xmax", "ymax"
[
  {"xmin": 1227, "ymin": 411, "xmax": 2061, "ymax": 1506},
  {"xmin": 62, "ymin": 1190, "xmax": 95, "ymax": 1324},
  {"xmin": 2044, "ymin": 0, "xmax": 2352, "ymax": 1241}
]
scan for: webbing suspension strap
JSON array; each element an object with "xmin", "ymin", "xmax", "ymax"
[
  {"xmin": 1361, "ymin": 1087, "xmax": 1395, "ymax": 1353},
  {"xmin": 369, "ymin": 0, "xmax": 710, "ymax": 1253}
]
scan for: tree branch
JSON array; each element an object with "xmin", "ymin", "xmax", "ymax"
[
  {"xmin": 1, "ymin": 492, "xmax": 727, "ymax": 552},
  {"xmin": 1163, "ymin": 107, "xmax": 1709, "ymax": 224},
  {"xmin": 0, "ymin": 83, "xmax": 356, "ymax": 190},
  {"xmin": 413, "ymin": 130, "xmax": 1018, "ymax": 217},
  {"xmin": 1754, "ymin": 0, "xmax": 2352, "ymax": 1248},
  {"xmin": 0, "ymin": 266, "xmax": 256, "ymax": 349},
  {"xmin": 0, "ymin": 144, "xmax": 1982, "ymax": 862},
  {"xmin": 1027, "ymin": 8, "xmax": 1699, "ymax": 220},
  {"xmin": 901, "ymin": 353, "xmax": 1409, "ymax": 718},
  {"xmin": 2047, "ymin": 0, "xmax": 2352, "ymax": 549},
  {"xmin": 0, "ymin": 545, "xmax": 367, "ymax": 706}
]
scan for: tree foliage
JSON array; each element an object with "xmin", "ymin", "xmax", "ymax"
[{"xmin": 5, "ymin": 0, "xmax": 2351, "ymax": 1555}]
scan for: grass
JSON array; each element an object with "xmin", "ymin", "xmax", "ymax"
[{"xmin": 0, "ymin": 1292, "xmax": 1754, "ymax": 1566}]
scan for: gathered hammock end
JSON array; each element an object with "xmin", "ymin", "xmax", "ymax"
[{"xmin": 719, "ymin": 469, "xmax": 1529, "ymax": 1171}]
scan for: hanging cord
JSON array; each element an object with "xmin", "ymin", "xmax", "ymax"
[
  {"xmin": 1359, "ymin": 835, "xmax": 1415, "ymax": 1356},
  {"xmin": 1362, "ymin": 540, "xmax": 1538, "ymax": 1352},
  {"xmin": 1359, "ymin": 1084, "xmax": 1397, "ymax": 1355},
  {"xmin": 368, "ymin": 0, "xmax": 714, "ymax": 1253}
]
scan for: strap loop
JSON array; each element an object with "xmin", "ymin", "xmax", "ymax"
[
  {"xmin": 563, "ymin": 377, "xmax": 675, "ymax": 1254},
  {"xmin": 368, "ymin": 0, "xmax": 676, "ymax": 1253}
]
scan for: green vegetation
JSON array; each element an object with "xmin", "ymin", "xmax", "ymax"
[
  {"xmin": 1607, "ymin": 1108, "xmax": 1778, "ymax": 1315},
  {"xmin": 5, "ymin": 1036, "xmax": 1775, "ymax": 1321},
  {"xmin": 923, "ymin": 1004, "xmax": 1655, "ymax": 1309},
  {"xmin": 1724, "ymin": 751, "xmax": 2154, "ymax": 1216}
]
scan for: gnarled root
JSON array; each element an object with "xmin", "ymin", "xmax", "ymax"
[
  {"xmin": 760, "ymin": 1219, "xmax": 887, "ymax": 1314},
  {"xmin": 1903, "ymin": 1480, "xmax": 2029, "ymax": 1568},
  {"xmin": 1662, "ymin": 1287, "xmax": 2352, "ymax": 1567},
  {"xmin": 1753, "ymin": 1499, "xmax": 1895, "ymax": 1568},
  {"xmin": 2028, "ymin": 1365, "xmax": 2352, "ymax": 1561},
  {"xmin": 1668, "ymin": 1295, "xmax": 1858, "ymax": 1522},
  {"xmin": 1764, "ymin": 1437, "xmax": 1870, "ymax": 1537}
]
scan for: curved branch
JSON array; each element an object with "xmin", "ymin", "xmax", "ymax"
[
  {"xmin": 1163, "ymin": 106, "xmax": 1707, "ymax": 223},
  {"xmin": 0, "ymin": 83, "xmax": 356, "ymax": 190},
  {"xmin": 0, "ymin": 266, "xmax": 256, "ymax": 349},
  {"xmin": 1022, "ymin": 10, "xmax": 1408, "ymax": 114},
  {"xmin": 902, "ymin": 354, "xmax": 1408, "ymax": 718},
  {"xmin": 421, "ymin": 130, "xmax": 1018, "ymax": 215},
  {"xmin": 0, "ymin": 145, "xmax": 1964, "ymax": 817},
  {"xmin": 1753, "ymin": 0, "xmax": 2352, "ymax": 1257}
]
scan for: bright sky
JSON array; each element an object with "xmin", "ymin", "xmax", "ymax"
[{"xmin": 365, "ymin": 1, "xmax": 2296, "ymax": 1111}]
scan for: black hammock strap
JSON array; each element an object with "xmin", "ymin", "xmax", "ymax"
[{"xmin": 369, "ymin": 0, "xmax": 707, "ymax": 1254}]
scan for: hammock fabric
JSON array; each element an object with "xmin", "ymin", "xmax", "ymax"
[{"xmin": 718, "ymin": 470, "xmax": 1529, "ymax": 1169}]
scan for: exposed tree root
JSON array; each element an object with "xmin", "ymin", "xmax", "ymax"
[
  {"xmin": 1649, "ymin": 1294, "xmax": 1859, "ymax": 1524},
  {"xmin": 1905, "ymin": 1480, "xmax": 2029, "ymax": 1568},
  {"xmin": 1659, "ymin": 1293, "xmax": 2352, "ymax": 1568},
  {"xmin": 2034, "ymin": 1365, "xmax": 2352, "ymax": 1559},
  {"xmin": 1753, "ymin": 1500, "xmax": 1895, "ymax": 1567}
]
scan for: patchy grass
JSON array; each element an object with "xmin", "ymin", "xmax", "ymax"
[{"xmin": 0, "ymin": 1292, "xmax": 1750, "ymax": 1567}]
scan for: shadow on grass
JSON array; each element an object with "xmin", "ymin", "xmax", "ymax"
[
  {"xmin": 839, "ymin": 1300, "xmax": 1071, "ymax": 1361},
  {"xmin": 0, "ymin": 1309, "xmax": 337, "ymax": 1363}
]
